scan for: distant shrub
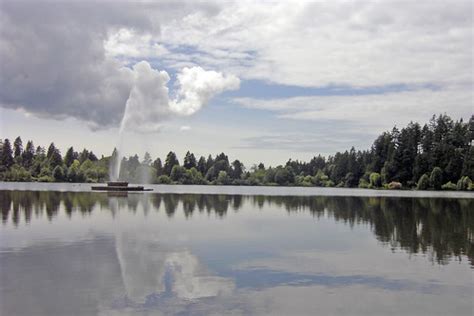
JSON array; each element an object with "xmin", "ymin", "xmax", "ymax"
[
  {"xmin": 4, "ymin": 164, "xmax": 31, "ymax": 182},
  {"xmin": 417, "ymin": 174, "xmax": 430, "ymax": 190},
  {"xmin": 441, "ymin": 181, "xmax": 457, "ymax": 190},
  {"xmin": 358, "ymin": 178, "xmax": 369, "ymax": 189},
  {"xmin": 216, "ymin": 170, "xmax": 231, "ymax": 185},
  {"xmin": 388, "ymin": 181, "xmax": 402, "ymax": 190},
  {"xmin": 369, "ymin": 172, "xmax": 382, "ymax": 188},
  {"xmin": 53, "ymin": 165, "xmax": 64, "ymax": 182},
  {"xmin": 312, "ymin": 170, "xmax": 328, "ymax": 186},
  {"xmin": 430, "ymin": 167, "xmax": 443, "ymax": 190},
  {"xmin": 457, "ymin": 176, "xmax": 472, "ymax": 191},
  {"xmin": 344, "ymin": 172, "xmax": 358, "ymax": 187},
  {"xmin": 324, "ymin": 180, "xmax": 335, "ymax": 187},
  {"xmin": 37, "ymin": 175, "xmax": 53, "ymax": 182},
  {"xmin": 157, "ymin": 175, "xmax": 171, "ymax": 184}
]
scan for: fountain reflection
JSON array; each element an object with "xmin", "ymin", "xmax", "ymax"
[{"xmin": 115, "ymin": 231, "xmax": 234, "ymax": 304}]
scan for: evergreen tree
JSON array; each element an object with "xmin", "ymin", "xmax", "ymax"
[
  {"xmin": 78, "ymin": 149, "xmax": 90, "ymax": 163},
  {"xmin": 1, "ymin": 139, "xmax": 14, "ymax": 169},
  {"xmin": 152, "ymin": 158, "xmax": 163, "ymax": 177},
  {"xmin": 183, "ymin": 151, "xmax": 197, "ymax": 169},
  {"xmin": 142, "ymin": 152, "xmax": 152, "ymax": 166},
  {"xmin": 231, "ymin": 159, "xmax": 244, "ymax": 179},
  {"xmin": 369, "ymin": 132, "xmax": 392, "ymax": 173},
  {"xmin": 46, "ymin": 142, "xmax": 57, "ymax": 159},
  {"xmin": 22, "ymin": 140, "xmax": 35, "ymax": 169},
  {"xmin": 64, "ymin": 147, "xmax": 78, "ymax": 167},
  {"xmin": 206, "ymin": 155, "xmax": 214, "ymax": 171},
  {"xmin": 49, "ymin": 149, "xmax": 63, "ymax": 169},
  {"xmin": 197, "ymin": 156, "xmax": 207, "ymax": 175},
  {"xmin": 88, "ymin": 151, "xmax": 98, "ymax": 161},
  {"xmin": 13, "ymin": 136, "xmax": 23, "ymax": 159},
  {"xmin": 164, "ymin": 151, "xmax": 179, "ymax": 176}
]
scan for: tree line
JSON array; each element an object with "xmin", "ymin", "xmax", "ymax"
[{"xmin": 1, "ymin": 114, "xmax": 473, "ymax": 190}]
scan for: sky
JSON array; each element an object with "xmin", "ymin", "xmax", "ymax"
[{"xmin": 0, "ymin": 0, "xmax": 472, "ymax": 166}]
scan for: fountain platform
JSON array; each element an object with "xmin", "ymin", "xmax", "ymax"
[{"xmin": 91, "ymin": 182, "xmax": 153, "ymax": 192}]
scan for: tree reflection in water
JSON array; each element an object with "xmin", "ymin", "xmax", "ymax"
[{"xmin": 1, "ymin": 190, "xmax": 472, "ymax": 266}]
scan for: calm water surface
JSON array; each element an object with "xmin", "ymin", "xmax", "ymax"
[{"xmin": 0, "ymin": 183, "xmax": 473, "ymax": 315}]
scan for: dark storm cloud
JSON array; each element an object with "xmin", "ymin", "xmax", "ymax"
[{"xmin": 0, "ymin": 1, "xmax": 220, "ymax": 129}]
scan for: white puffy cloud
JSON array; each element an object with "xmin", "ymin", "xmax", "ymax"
[
  {"xmin": 120, "ymin": 61, "xmax": 239, "ymax": 133},
  {"xmin": 166, "ymin": 251, "xmax": 235, "ymax": 299},
  {"xmin": 170, "ymin": 67, "xmax": 240, "ymax": 115}
]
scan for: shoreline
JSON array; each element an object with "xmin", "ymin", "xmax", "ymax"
[{"xmin": 1, "ymin": 182, "xmax": 473, "ymax": 198}]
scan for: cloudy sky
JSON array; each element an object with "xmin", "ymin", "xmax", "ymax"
[{"xmin": 0, "ymin": 0, "xmax": 472, "ymax": 166}]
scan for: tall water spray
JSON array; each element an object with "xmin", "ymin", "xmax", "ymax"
[
  {"xmin": 108, "ymin": 61, "xmax": 240, "ymax": 182},
  {"xmin": 111, "ymin": 125, "xmax": 125, "ymax": 182}
]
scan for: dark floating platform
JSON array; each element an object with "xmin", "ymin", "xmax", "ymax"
[{"xmin": 91, "ymin": 182, "xmax": 153, "ymax": 192}]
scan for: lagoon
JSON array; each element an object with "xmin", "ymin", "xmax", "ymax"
[{"xmin": 0, "ymin": 183, "xmax": 473, "ymax": 315}]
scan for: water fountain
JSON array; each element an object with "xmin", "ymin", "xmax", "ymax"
[{"xmin": 91, "ymin": 181, "xmax": 152, "ymax": 192}]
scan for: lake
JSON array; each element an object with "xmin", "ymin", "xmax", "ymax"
[{"xmin": 1, "ymin": 183, "xmax": 473, "ymax": 315}]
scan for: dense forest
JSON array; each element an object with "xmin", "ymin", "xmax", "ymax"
[{"xmin": 1, "ymin": 114, "xmax": 473, "ymax": 190}]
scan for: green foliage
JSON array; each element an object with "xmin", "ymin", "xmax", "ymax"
[
  {"xmin": 344, "ymin": 172, "xmax": 358, "ymax": 187},
  {"xmin": 1, "ymin": 114, "xmax": 472, "ymax": 187},
  {"xmin": 324, "ymin": 180, "xmax": 335, "ymax": 187},
  {"xmin": 53, "ymin": 165, "xmax": 65, "ymax": 181},
  {"xmin": 67, "ymin": 160, "xmax": 85, "ymax": 182},
  {"xmin": 183, "ymin": 151, "xmax": 197, "ymax": 169},
  {"xmin": 369, "ymin": 172, "xmax": 382, "ymax": 188},
  {"xmin": 157, "ymin": 175, "xmax": 171, "ymax": 184},
  {"xmin": 247, "ymin": 167, "xmax": 266, "ymax": 185},
  {"xmin": 312, "ymin": 169, "xmax": 326, "ymax": 186},
  {"xmin": 456, "ymin": 176, "xmax": 472, "ymax": 191},
  {"xmin": 4, "ymin": 164, "xmax": 31, "ymax": 181},
  {"xmin": 430, "ymin": 167, "xmax": 443, "ymax": 190},
  {"xmin": 1, "ymin": 139, "xmax": 14, "ymax": 169},
  {"xmin": 64, "ymin": 147, "xmax": 77, "ymax": 167},
  {"xmin": 186, "ymin": 168, "xmax": 206, "ymax": 185},
  {"xmin": 164, "ymin": 151, "xmax": 179, "ymax": 176},
  {"xmin": 216, "ymin": 170, "xmax": 231, "ymax": 185},
  {"xmin": 38, "ymin": 175, "xmax": 54, "ymax": 182},
  {"xmin": 441, "ymin": 181, "xmax": 457, "ymax": 191},
  {"xmin": 170, "ymin": 165, "xmax": 187, "ymax": 183},
  {"xmin": 22, "ymin": 141, "xmax": 35, "ymax": 169},
  {"xmin": 358, "ymin": 178, "xmax": 369, "ymax": 189},
  {"xmin": 205, "ymin": 166, "xmax": 217, "ymax": 182},
  {"xmin": 197, "ymin": 156, "xmax": 207, "ymax": 175},
  {"xmin": 417, "ymin": 174, "xmax": 430, "ymax": 190},
  {"xmin": 274, "ymin": 167, "xmax": 294, "ymax": 186},
  {"xmin": 152, "ymin": 158, "xmax": 163, "ymax": 177},
  {"xmin": 231, "ymin": 160, "xmax": 244, "ymax": 179}
]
